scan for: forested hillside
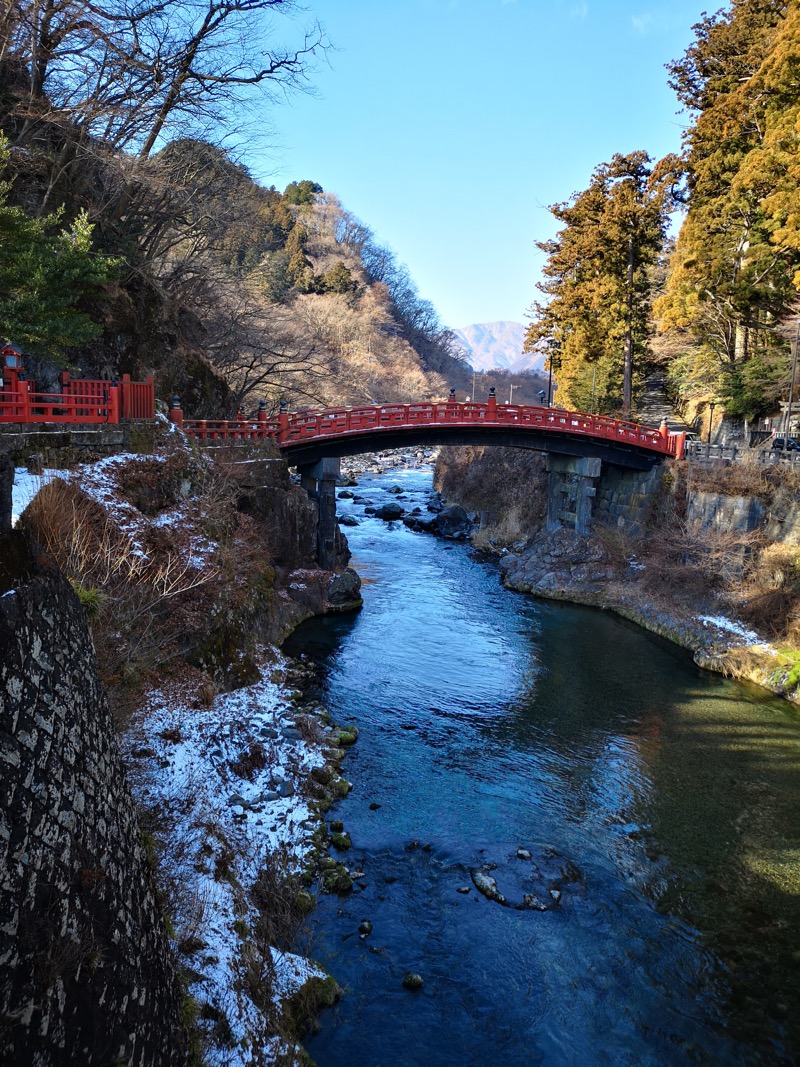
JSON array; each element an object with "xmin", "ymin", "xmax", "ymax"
[
  {"xmin": 0, "ymin": 0, "xmax": 468, "ymax": 415},
  {"xmin": 526, "ymin": 0, "xmax": 799, "ymax": 429}
]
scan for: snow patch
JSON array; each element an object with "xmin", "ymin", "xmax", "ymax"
[
  {"xmin": 697, "ymin": 614, "xmax": 772, "ymax": 651},
  {"xmin": 122, "ymin": 655, "xmax": 331, "ymax": 1063}
]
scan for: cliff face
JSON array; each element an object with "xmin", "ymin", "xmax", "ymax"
[{"xmin": 0, "ymin": 530, "xmax": 185, "ymax": 1065}]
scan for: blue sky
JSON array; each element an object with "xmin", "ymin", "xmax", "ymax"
[{"xmin": 253, "ymin": 0, "xmax": 707, "ymax": 331}]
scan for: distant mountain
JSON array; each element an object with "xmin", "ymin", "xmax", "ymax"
[{"xmin": 453, "ymin": 321, "xmax": 546, "ymax": 374}]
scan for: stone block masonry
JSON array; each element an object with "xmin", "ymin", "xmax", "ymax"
[
  {"xmin": 0, "ymin": 530, "xmax": 184, "ymax": 1065},
  {"xmin": 593, "ymin": 464, "xmax": 666, "ymax": 534}
]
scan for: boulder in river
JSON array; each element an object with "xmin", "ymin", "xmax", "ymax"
[
  {"xmin": 402, "ymin": 973, "xmax": 424, "ymax": 991},
  {"xmin": 470, "ymin": 867, "xmax": 508, "ymax": 905},
  {"xmin": 402, "ymin": 514, "xmax": 437, "ymax": 533},
  {"xmin": 339, "ymin": 514, "xmax": 359, "ymax": 527},
  {"xmin": 376, "ymin": 502, "xmax": 405, "ymax": 521},
  {"xmin": 325, "ymin": 568, "xmax": 362, "ymax": 606},
  {"xmin": 436, "ymin": 505, "xmax": 472, "ymax": 540},
  {"xmin": 521, "ymin": 893, "xmax": 549, "ymax": 911}
]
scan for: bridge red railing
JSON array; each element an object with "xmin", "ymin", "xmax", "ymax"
[
  {"xmin": 175, "ymin": 398, "xmax": 686, "ymax": 458},
  {"xmin": 0, "ymin": 370, "xmax": 154, "ymax": 425},
  {"xmin": 0, "ymin": 380, "xmax": 120, "ymax": 424}
]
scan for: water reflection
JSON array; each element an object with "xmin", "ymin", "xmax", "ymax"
[{"xmin": 286, "ymin": 468, "xmax": 800, "ymax": 1066}]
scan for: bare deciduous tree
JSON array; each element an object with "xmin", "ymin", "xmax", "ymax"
[{"xmin": 3, "ymin": 0, "xmax": 326, "ymax": 157}]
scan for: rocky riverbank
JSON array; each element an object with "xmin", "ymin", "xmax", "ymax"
[
  {"xmin": 494, "ymin": 524, "xmax": 800, "ymax": 705},
  {"xmin": 430, "ymin": 445, "xmax": 800, "ymax": 707}
]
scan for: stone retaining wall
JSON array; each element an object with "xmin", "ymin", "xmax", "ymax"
[
  {"xmin": 594, "ymin": 464, "xmax": 665, "ymax": 533},
  {"xmin": 0, "ymin": 422, "xmax": 155, "ymax": 464},
  {"xmin": 0, "ymin": 531, "xmax": 184, "ymax": 1065}
]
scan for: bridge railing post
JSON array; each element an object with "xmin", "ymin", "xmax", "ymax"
[
  {"xmin": 107, "ymin": 382, "xmax": 120, "ymax": 423},
  {"xmin": 278, "ymin": 398, "xmax": 289, "ymax": 441},
  {"xmin": 169, "ymin": 394, "xmax": 184, "ymax": 429}
]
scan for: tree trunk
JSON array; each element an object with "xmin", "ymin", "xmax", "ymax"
[{"xmin": 622, "ymin": 232, "xmax": 634, "ymax": 418}]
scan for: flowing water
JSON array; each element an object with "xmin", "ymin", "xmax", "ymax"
[{"xmin": 285, "ymin": 466, "xmax": 800, "ymax": 1067}]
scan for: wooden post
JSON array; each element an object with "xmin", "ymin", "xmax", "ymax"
[
  {"xmin": 278, "ymin": 399, "xmax": 289, "ymax": 440},
  {"xmin": 169, "ymin": 394, "xmax": 184, "ymax": 429},
  {"xmin": 108, "ymin": 382, "xmax": 120, "ymax": 423}
]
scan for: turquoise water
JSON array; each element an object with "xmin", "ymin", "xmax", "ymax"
[{"xmin": 286, "ymin": 467, "xmax": 800, "ymax": 1066}]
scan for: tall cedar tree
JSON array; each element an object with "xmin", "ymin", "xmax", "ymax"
[
  {"xmin": 656, "ymin": 0, "xmax": 798, "ymax": 420},
  {"xmin": 525, "ymin": 151, "xmax": 679, "ymax": 416}
]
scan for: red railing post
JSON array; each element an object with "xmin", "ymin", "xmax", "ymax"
[
  {"xmin": 169, "ymin": 393, "xmax": 184, "ymax": 429},
  {"xmin": 108, "ymin": 382, "xmax": 120, "ymax": 423},
  {"xmin": 19, "ymin": 378, "xmax": 30, "ymax": 424},
  {"xmin": 120, "ymin": 373, "xmax": 131, "ymax": 419},
  {"xmin": 277, "ymin": 398, "xmax": 289, "ymax": 441},
  {"xmin": 487, "ymin": 387, "xmax": 497, "ymax": 419}
]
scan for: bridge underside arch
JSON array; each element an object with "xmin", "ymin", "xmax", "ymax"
[{"xmin": 282, "ymin": 427, "xmax": 664, "ymax": 471}]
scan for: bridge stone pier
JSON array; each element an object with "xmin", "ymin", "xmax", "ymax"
[
  {"xmin": 546, "ymin": 455, "xmax": 601, "ymax": 536},
  {"xmin": 298, "ymin": 456, "xmax": 340, "ymax": 570}
]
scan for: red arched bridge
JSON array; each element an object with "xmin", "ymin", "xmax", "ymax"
[
  {"xmin": 0, "ymin": 344, "xmax": 684, "ymax": 470},
  {"xmin": 171, "ymin": 396, "xmax": 686, "ymax": 471}
]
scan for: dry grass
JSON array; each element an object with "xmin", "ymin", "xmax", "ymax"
[
  {"xmin": 17, "ymin": 455, "xmax": 255, "ymax": 724},
  {"xmin": 435, "ymin": 446, "xmax": 548, "ymax": 544}
]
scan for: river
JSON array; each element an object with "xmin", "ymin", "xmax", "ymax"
[{"xmin": 284, "ymin": 465, "xmax": 800, "ymax": 1067}]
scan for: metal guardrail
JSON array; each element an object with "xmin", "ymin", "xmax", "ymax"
[{"xmin": 685, "ymin": 442, "xmax": 800, "ymax": 465}]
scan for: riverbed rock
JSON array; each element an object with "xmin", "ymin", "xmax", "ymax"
[
  {"xmin": 402, "ymin": 973, "xmax": 424, "ymax": 991},
  {"xmin": 321, "ymin": 864, "xmax": 353, "ymax": 895},
  {"xmin": 402, "ymin": 514, "xmax": 437, "ymax": 533},
  {"xmin": 335, "ymin": 725, "xmax": 359, "ymax": 746},
  {"xmin": 338, "ymin": 489, "xmax": 355, "ymax": 499},
  {"xmin": 516, "ymin": 848, "xmax": 532, "ymax": 860},
  {"xmin": 470, "ymin": 868, "xmax": 508, "ymax": 905},
  {"xmin": 436, "ymin": 505, "xmax": 472, "ymax": 540},
  {"xmin": 358, "ymin": 920, "xmax": 373, "ymax": 936},
  {"xmin": 325, "ymin": 567, "xmax": 362, "ymax": 606},
  {"xmin": 521, "ymin": 893, "xmax": 549, "ymax": 911},
  {"xmin": 376, "ymin": 502, "xmax": 405, "ymax": 521}
]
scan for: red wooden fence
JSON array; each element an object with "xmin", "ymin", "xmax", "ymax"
[{"xmin": 0, "ymin": 366, "xmax": 154, "ymax": 426}]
